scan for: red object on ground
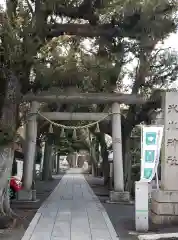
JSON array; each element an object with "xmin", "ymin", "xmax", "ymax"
[{"xmin": 10, "ymin": 176, "xmax": 22, "ymax": 192}]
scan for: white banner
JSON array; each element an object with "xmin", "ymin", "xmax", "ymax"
[{"xmin": 140, "ymin": 125, "xmax": 164, "ymax": 182}]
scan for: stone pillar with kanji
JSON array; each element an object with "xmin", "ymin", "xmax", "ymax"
[{"xmin": 151, "ymin": 92, "xmax": 178, "ymax": 224}]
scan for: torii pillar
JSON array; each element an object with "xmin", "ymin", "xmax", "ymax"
[
  {"xmin": 17, "ymin": 101, "xmax": 40, "ymax": 201},
  {"xmin": 109, "ymin": 102, "xmax": 130, "ymax": 202}
]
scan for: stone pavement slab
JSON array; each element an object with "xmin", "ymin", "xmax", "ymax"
[{"xmin": 21, "ymin": 169, "xmax": 119, "ymax": 240}]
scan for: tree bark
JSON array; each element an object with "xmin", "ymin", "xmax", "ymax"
[
  {"xmin": 67, "ymin": 154, "xmax": 74, "ymax": 168},
  {"xmin": 42, "ymin": 133, "xmax": 53, "ymax": 181},
  {"xmin": 102, "ymin": 151, "xmax": 109, "ymax": 185},
  {"xmin": 90, "ymin": 140, "xmax": 98, "ymax": 177},
  {"xmin": 48, "ymin": 149, "xmax": 53, "ymax": 180},
  {"xmin": 124, "ymin": 138, "xmax": 132, "ymax": 192},
  {"xmin": 97, "ymin": 133, "xmax": 109, "ymax": 185},
  {"xmin": 53, "ymin": 151, "xmax": 57, "ymax": 173},
  {"xmin": 56, "ymin": 153, "xmax": 60, "ymax": 174},
  {"xmin": 92, "ymin": 163, "xmax": 97, "ymax": 177},
  {"xmin": 0, "ymin": 69, "xmax": 20, "ymax": 216},
  {"xmin": 47, "ymin": 23, "xmax": 120, "ymax": 39}
]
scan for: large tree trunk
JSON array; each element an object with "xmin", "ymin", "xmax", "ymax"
[
  {"xmin": 102, "ymin": 151, "xmax": 109, "ymax": 185},
  {"xmin": 97, "ymin": 133, "xmax": 109, "ymax": 185},
  {"xmin": 56, "ymin": 152, "xmax": 60, "ymax": 174},
  {"xmin": 0, "ymin": 70, "xmax": 20, "ymax": 216},
  {"xmin": 48, "ymin": 149, "xmax": 53, "ymax": 180},
  {"xmin": 90, "ymin": 140, "xmax": 98, "ymax": 177},
  {"xmin": 122, "ymin": 124, "xmax": 133, "ymax": 192},
  {"xmin": 123, "ymin": 138, "xmax": 132, "ymax": 192},
  {"xmin": 42, "ymin": 133, "xmax": 53, "ymax": 181},
  {"xmin": 52, "ymin": 150, "xmax": 57, "ymax": 173}
]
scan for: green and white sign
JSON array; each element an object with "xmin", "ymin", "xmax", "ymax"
[{"xmin": 140, "ymin": 126, "xmax": 164, "ymax": 182}]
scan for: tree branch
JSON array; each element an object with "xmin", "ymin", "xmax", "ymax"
[
  {"xmin": 47, "ymin": 0, "xmax": 105, "ymax": 24},
  {"xmin": 123, "ymin": 39, "xmax": 157, "ymax": 137},
  {"xmin": 46, "ymin": 23, "xmax": 120, "ymax": 38},
  {"xmin": 124, "ymin": 90, "xmax": 163, "ymax": 129},
  {"xmin": 54, "ymin": 5, "xmax": 98, "ymax": 24},
  {"xmin": 25, "ymin": 0, "xmax": 33, "ymax": 15}
]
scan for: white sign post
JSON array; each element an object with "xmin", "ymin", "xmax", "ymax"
[
  {"xmin": 135, "ymin": 125, "xmax": 164, "ymax": 232},
  {"xmin": 135, "ymin": 181, "xmax": 149, "ymax": 232},
  {"xmin": 140, "ymin": 126, "xmax": 164, "ymax": 182}
]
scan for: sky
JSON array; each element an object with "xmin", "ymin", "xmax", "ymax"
[{"xmin": 164, "ymin": 32, "xmax": 178, "ymax": 51}]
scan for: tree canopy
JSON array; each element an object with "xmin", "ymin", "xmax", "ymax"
[{"xmin": 0, "ymin": 0, "xmax": 177, "ymax": 147}]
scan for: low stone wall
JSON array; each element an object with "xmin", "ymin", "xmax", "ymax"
[{"xmin": 151, "ymin": 190, "xmax": 178, "ymax": 224}]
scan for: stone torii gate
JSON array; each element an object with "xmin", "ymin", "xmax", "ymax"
[{"xmin": 21, "ymin": 92, "xmax": 148, "ymax": 202}]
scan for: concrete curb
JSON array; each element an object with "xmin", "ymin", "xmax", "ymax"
[
  {"xmin": 102, "ymin": 210, "xmax": 120, "ymax": 240},
  {"xmin": 21, "ymin": 213, "xmax": 41, "ymax": 240},
  {"xmin": 138, "ymin": 232, "xmax": 178, "ymax": 240}
]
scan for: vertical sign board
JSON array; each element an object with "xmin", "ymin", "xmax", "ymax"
[
  {"xmin": 135, "ymin": 125, "xmax": 164, "ymax": 232},
  {"xmin": 140, "ymin": 126, "xmax": 164, "ymax": 182}
]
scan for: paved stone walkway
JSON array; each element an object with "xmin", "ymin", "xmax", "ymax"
[{"xmin": 21, "ymin": 169, "xmax": 119, "ymax": 240}]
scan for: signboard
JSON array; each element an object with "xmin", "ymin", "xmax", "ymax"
[{"xmin": 140, "ymin": 126, "xmax": 164, "ymax": 182}]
